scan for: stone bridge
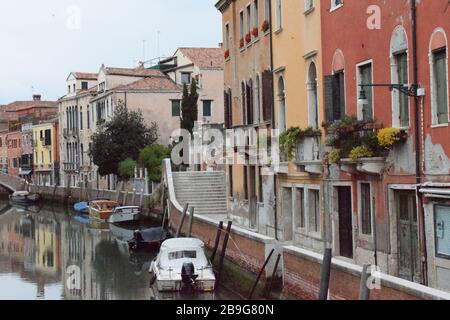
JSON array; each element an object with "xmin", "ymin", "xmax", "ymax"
[{"xmin": 0, "ymin": 173, "xmax": 27, "ymax": 193}]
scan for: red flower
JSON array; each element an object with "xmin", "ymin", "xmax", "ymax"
[
  {"xmin": 224, "ymin": 49, "xmax": 230, "ymax": 59},
  {"xmin": 245, "ymin": 32, "xmax": 252, "ymax": 43},
  {"xmin": 239, "ymin": 38, "xmax": 245, "ymax": 48},
  {"xmin": 252, "ymin": 27, "xmax": 259, "ymax": 38},
  {"xmin": 261, "ymin": 20, "xmax": 270, "ymax": 33}
]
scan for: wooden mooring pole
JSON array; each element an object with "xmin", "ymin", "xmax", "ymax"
[
  {"xmin": 216, "ymin": 221, "xmax": 232, "ymax": 285},
  {"xmin": 187, "ymin": 207, "xmax": 195, "ymax": 237},
  {"xmin": 264, "ymin": 253, "xmax": 282, "ymax": 298},
  {"xmin": 318, "ymin": 248, "xmax": 332, "ymax": 300},
  {"xmin": 248, "ymin": 249, "xmax": 275, "ymax": 300},
  {"xmin": 175, "ymin": 203, "xmax": 189, "ymax": 238},
  {"xmin": 210, "ymin": 221, "xmax": 224, "ymax": 262},
  {"xmin": 359, "ymin": 264, "xmax": 371, "ymax": 300}
]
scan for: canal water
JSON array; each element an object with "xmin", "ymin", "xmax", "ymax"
[{"xmin": 0, "ymin": 197, "xmax": 239, "ymax": 300}]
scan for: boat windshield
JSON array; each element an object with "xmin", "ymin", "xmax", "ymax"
[{"xmin": 168, "ymin": 250, "xmax": 197, "ymax": 260}]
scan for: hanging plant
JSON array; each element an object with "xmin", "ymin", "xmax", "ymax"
[
  {"xmin": 239, "ymin": 38, "xmax": 245, "ymax": 48},
  {"xmin": 224, "ymin": 49, "xmax": 230, "ymax": 59},
  {"xmin": 245, "ymin": 32, "xmax": 252, "ymax": 44},
  {"xmin": 261, "ymin": 20, "xmax": 270, "ymax": 33},
  {"xmin": 279, "ymin": 127, "xmax": 322, "ymax": 161},
  {"xmin": 252, "ymin": 27, "xmax": 259, "ymax": 38}
]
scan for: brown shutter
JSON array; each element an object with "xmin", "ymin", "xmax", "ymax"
[
  {"xmin": 262, "ymin": 70, "xmax": 273, "ymax": 122},
  {"xmin": 324, "ymin": 75, "xmax": 334, "ymax": 123}
]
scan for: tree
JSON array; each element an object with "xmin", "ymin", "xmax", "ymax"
[
  {"xmin": 180, "ymin": 78, "xmax": 199, "ymax": 135},
  {"xmin": 90, "ymin": 101, "xmax": 158, "ymax": 177},
  {"xmin": 118, "ymin": 158, "xmax": 137, "ymax": 180},
  {"xmin": 138, "ymin": 144, "xmax": 171, "ymax": 182}
]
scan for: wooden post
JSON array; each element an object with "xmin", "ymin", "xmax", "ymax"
[
  {"xmin": 210, "ymin": 221, "xmax": 224, "ymax": 262},
  {"xmin": 187, "ymin": 207, "xmax": 195, "ymax": 237},
  {"xmin": 248, "ymin": 249, "xmax": 275, "ymax": 300},
  {"xmin": 131, "ymin": 188, "xmax": 136, "ymax": 206},
  {"xmin": 139, "ymin": 188, "xmax": 145, "ymax": 208},
  {"xmin": 175, "ymin": 203, "xmax": 189, "ymax": 238},
  {"xmin": 216, "ymin": 221, "xmax": 232, "ymax": 285},
  {"xmin": 318, "ymin": 248, "xmax": 333, "ymax": 300},
  {"xmin": 359, "ymin": 264, "xmax": 371, "ymax": 300},
  {"xmin": 264, "ymin": 253, "xmax": 282, "ymax": 298}
]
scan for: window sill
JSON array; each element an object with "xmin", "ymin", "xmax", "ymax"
[
  {"xmin": 225, "ymin": 57, "xmax": 231, "ymax": 62},
  {"xmin": 304, "ymin": 7, "xmax": 315, "ymax": 15},
  {"xmin": 239, "ymin": 47, "xmax": 246, "ymax": 53},
  {"xmin": 274, "ymin": 27, "xmax": 283, "ymax": 35},
  {"xmin": 431, "ymin": 123, "xmax": 449, "ymax": 129},
  {"xmin": 263, "ymin": 30, "xmax": 270, "ymax": 37},
  {"xmin": 252, "ymin": 37, "xmax": 260, "ymax": 44}
]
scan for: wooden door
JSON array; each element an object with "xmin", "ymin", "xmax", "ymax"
[{"xmin": 338, "ymin": 187, "xmax": 353, "ymax": 259}]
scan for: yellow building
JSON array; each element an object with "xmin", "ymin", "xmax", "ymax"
[
  {"xmin": 271, "ymin": 0, "xmax": 326, "ymax": 248},
  {"xmin": 33, "ymin": 118, "xmax": 59, "ymax": 186}
]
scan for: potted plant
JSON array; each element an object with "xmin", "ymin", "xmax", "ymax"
[
  {"xmin": 377, "ymin": 128, "xmax": 407, "ymax": 150},
  {"xmin": 245, "ymin": 32, "xmax": 252, "ymax": 44},
  {"xmin": 239, "ymin": 38, "xmax": 245, "ymax": 49},
  {"xmin": 224, "ymin": 49, "xmax": 230, "ymax": 59},
  {"xmin": 252, "ymin": 27, "xmax": 259, "ymax": 38},
  {"xmin": 261, "ymin": 20, "xmax": 270, "ymax": 33}
]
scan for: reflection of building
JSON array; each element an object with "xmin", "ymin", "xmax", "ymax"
[{"xmin": 34, "ymin": 216, "xmax": 61, "ymax": 274}]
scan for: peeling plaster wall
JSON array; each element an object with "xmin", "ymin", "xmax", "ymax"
[{"xmin": 424, "ymin": 135, "xmax": 450, "ymax": 176}]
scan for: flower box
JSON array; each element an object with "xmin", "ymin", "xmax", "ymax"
[
  {"xmin": 356, "ymin": 157, "xmax": 386, "ymax": 175},
  {"xmin": 252, "ymin": 27, "xmax": 259, "ymax": 38},
  {"xmin": 261, "ymin": 20, "xmax": 270, "ymax": 33}
]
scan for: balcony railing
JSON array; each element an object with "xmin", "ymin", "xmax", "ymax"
[
  {"xmin": 63, "ymin": 128, "xmax": 79, "ymax": 139},
  {"xmin": 295, "ymin": 135, "xmax": 323, "ymax": 175},
  {"xmin": 63, "ymin": 162, "xmax": 80, "ymax": 173}
]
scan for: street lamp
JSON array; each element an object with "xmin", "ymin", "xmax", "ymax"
[{"xmin": 358, "ymin": 83, "xmax": 420, "ymax": 107}]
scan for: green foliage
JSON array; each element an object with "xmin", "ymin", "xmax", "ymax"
[
  {"xmin": 328, "ymin": 149, "xmax": 342, "ymax": 164},
  {"xmin": 90, "ymin": 101, "xmax": 159, "ymax": 177},
  {"xmin": 349, "ymin": 145, "xmax": 374, "ymax": 162},
  {"xmin": 180, "ymin": 79, "xmax": 199, "ymax": 135},
  {"xmin": 377, "ymin": 128, "xmax": 405, "ymax": 150},
  {"xmin": 279, "ymin": 127, "xmax": 321, "ymax": 161},
  {"xmin": 118, "ymin": 158, "xmax": 137, "ymax": 180},
  {"xmin": 138, "ymin": 144, "xmax": 172, "ymax": 182}
]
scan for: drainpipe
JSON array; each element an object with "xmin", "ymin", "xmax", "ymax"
[
  {"xmin": 411, "ymin": 0, "xmax": 428, "ymax": 286},
  {"xmin": 268, "ymin": 0, "xmax": 278, "ymax": 241}
]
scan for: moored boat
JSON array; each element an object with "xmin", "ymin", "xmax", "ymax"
[
  {"xmin": 108, "ymin": 206, "xmax": 141, "ymax": 224},
  {"xmin": 9, "ymin": 191, "xmax": 40, "ymax": 204},
  {"xmin": 88, "ymin": 200, "xmax": 119, "ymax": 221},
  {"xmin": 149, "ymin": 238, "xmax": 216, "ymax": 293},
  {"xmin": 128, "ymin": 227, "xmax": 167, "ymax": 251}
]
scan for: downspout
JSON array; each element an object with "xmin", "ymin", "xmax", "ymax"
[
  {"xmin": 411, "ymin": 0, "xmax": 428, "ymax": 285},
  {"xmin": 268, "ymin": 0, "xmax": 278, "ymax": 241}
]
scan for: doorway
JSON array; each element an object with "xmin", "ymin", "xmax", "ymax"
[
  {"xmin": 337, "ymin": 186, "xmax": 353, "ymax": 259},
  {"xmin": 396, "ymin": 191, "xmax": 421, "ymax": 283}
]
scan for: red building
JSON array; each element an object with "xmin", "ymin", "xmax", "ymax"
[{"xmin": 321, "ymin": 0, "xmax": 449, "ymax": 291}]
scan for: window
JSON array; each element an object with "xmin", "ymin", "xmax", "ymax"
[
  {"xmin": 360, "ymin": 183, "xmax": 372, "ymax": 235},
  {"xmin": 264, "ymin": 0, "xmax": 270, "ymax": 25},
  {"xmin": 358, "ymin": 63, "xmax": 373, "ymax": 121},
  {"xmin": 240, "ymin": 11, "xmax": 244, "ymax": 39},
  {"xmin": 225, "ymin": 24, "xmax": 230, "ymax": 51},
  {"xmin": 309, "ymin": 189, "xmax": 320, "ymax": 233},
  {"xmin": 258, "ymin": 166, "xmax": 264, "ymax": 202},
  {"xmin": 81, "ymin": 144, "xmax": 84, "ymax": 165},
  {"xmin": 44, "ymin": 129, "xmax": 51, "ymax": 146},
  {"xmin": 68, "ymin": 85, "xmax": 71, "ymax": 94},
  {"xmin": 325, "ymin": 71, "xmax": 345, "ymax": 122},
  {"xmin": 253, "ymin": 1, "xmax": 259, "ymax": 31},
  {"xmin": 331, "ymin": 0, "xmax": 343, "ymax": 11},
  {"xmin": 49, "ymin": 150, "xmax": 52, "ymax": 163},
  {"xmin": 246, "ymin": 5, "xmax": 252, "ymax": 35},
  {"xmin": 295, "ymin": 188, "xmax": 305, "ymax": 229},
  {"xmin": 395, "ymin": 52, "xmax": 409, "ymax": 127},
  {"xmin": 168, "ymin": 251, "xmax": 197, "ymax": 260},
  {"xmin": 87, "ymin": 107, "xmax": 90, "ymax": 129},
  {"xmin": 432, "ymin": 49, "xmax": 448, "ymax": 125},
  {"xmin": 171, "ymin": 100, "xmax": 181, "ymax": 117},
  {"xmin": 277, "ymin": 76, "xmax": 286, "ymax": 132},
  {"xmin": 307, "ymin": 62, "xmax": 319, "ymax": 128},
  {"xmin": 435, "ymin": 206, "xmax": 450, "ymax": 258},
  {"xmin": 181, "ymin": 72, "xmax": 191, "ymax": 85},
  {"xmin": 305, "ymin": 0, "xmax": 314, "ymax": 12},
  {"xmin": 255, "ymin": 75, "xmax": 261, "ymax": 124},
  {"xmin": 73, "ymin": 84, "xmax": 76, "ymax": 93},
  {"xmin": 229, "ymin": 165, "xmax": 233, "ymax": 197},
  {"xmin": 202, "ymin": 100, "xmax": 212, "ymax": 117},
  {"xmin": 243, "ymin": 166, "xmax": 248, "ymax": 201},
  {"xmin": 81, "ymin": 82, "xmax": 88, "ymax": 90},
  {"xmin": 275, "ymin": 0, "xmax": 282, "ymax": 30},
  {"xmin": 80, "ymin": 108, "xmax": 83, "ymax": 130}
]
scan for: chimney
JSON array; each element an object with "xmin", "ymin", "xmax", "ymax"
[
  {"xmin": 218, "ymin": 42, "xmax": 223, "ymax": 48},
  {"xmin": 33, "ymin": 94, "xmax": 41, "ymax": 101}
]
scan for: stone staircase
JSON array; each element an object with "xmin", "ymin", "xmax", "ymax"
[{"xmin": 172, "ymin": 171, "xmax": 228, "ymax": 215}]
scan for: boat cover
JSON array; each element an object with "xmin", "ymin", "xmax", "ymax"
[
  {"xmin": 74, "ymin": 202, "xmax": 89, "ymax": 212},
  {"xmin": 159, "ymin": 238, "xmax": 209, "ymax": 269},
  {"xmin": 137, "ymin": 227, "xmax": 167, "ymax": 243}
]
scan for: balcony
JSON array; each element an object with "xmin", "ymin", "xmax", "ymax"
[
  {"xmin": 34, "ymin": 164, "xmax": 52, "ymax": 171},
  {"xmin": 63, "ymin": 162, "xmax": 80, "ymax": 173},
  {"xmin": 295, "ymin": 135, "xmax": 323, "ymax": 175},
  {"xmin": 63, "ymin": 128, "xmax": 79, "ymax": 139}
]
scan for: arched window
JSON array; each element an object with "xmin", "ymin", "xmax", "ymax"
[
  {"xmin": 390, "ymin": 26, "xmax": 410, "ymax": 128},
  {"xmin": 429, "ymin": 28, "xmax": 448, "ymax": 125},
  {"xmin": 277, "ymin": 76, "xmax": 286, "ymax": 132},
  {"xmin": 307, "ymin": 62, "xmax": 319, "ymax": 129},
  {"xmin": 255, "ymin": 75, "xmax": 261, "ymax": 124},
  {"xmin": 241, "ymin": 81, "xmax": 246, "ymax": 125},
  {"xmin": 247, "ymin": 78, "xmax": 254, "ymax": 125}
]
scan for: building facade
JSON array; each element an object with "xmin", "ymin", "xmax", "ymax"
[{"xmin": 33, "ymin": 119, "xmax": 59, "ymax": 186}]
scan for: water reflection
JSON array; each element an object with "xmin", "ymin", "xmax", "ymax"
[
  {"xmin": 0, "ymin": 199, "xmax": 238, "ymax": 300},
  {"xmin": 0, "ymin": 200, "xmax": 156, "ymax": 300}
]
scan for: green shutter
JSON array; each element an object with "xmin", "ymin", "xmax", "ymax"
[
  {"xmin": 435, "ymin": 51, "xmax": 448, "ymax": 124},
  {"xmin": 324, "ymin": 75, "xmax": 334, "ymax": 123}
]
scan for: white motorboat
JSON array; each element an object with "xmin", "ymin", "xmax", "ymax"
[
  {"xmin": 149, "ymin": 238, "xmax": 216, "ymax": 293},
  {"xmin": 108, "ymin": 206, "xmax": 141, "ymax": 224},
  {"xmin": 9, "ymin": 191, "xmax": 40, "ymax": 204}
]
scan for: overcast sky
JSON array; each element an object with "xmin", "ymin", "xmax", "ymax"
[{"xmin": 0, "ymin": 0, "xmax": 222, "ymax": 104}]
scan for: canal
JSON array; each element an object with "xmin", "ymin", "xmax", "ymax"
[{"xmin": 0, "ymin": 196, "xmax": 240, "ymax": 300}]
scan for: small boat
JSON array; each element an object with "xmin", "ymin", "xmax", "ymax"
[
  {"xmin": 73, "ymin": 215, "xmax": 90, "ymax": 224},
  {"xmin": 149, "ymin": 238, "xmax": 216, "ymax": 293},
  {"xmin": 74, "ymin": 201, "xmax": 89, "ymax": 213},
  {"xmin": 9, "ymin": 191, "xmax": 40, "ymax": 204},
  {"xmin": 108, "ymin": 206, "xmax": 141, "ymax": 224},
  {"xmin": 128, "ymin": 227, "xmax": 167, "ymax": 251},
  {"xmin": 88, "ymin": 200, "xmax": 119, "ymax": 221}
]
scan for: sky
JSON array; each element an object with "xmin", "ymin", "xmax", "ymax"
[{"xmin": 0, "ymin": 0, "xmax": 222, "ymax": 104}]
